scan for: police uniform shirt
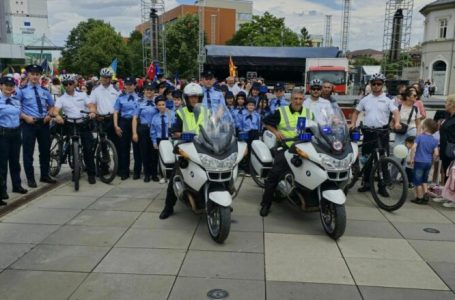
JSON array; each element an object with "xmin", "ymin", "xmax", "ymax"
[
  {"xmin": 356, "ymin": 93, "xmax": 398, "ymax": 128},
  {"xmin": 233, "ymin": 107, "xmax": 247, "ymax": 128},
  {"xmin": 114, "ymin": 92, "xmax": 140, "ymax": 119},
  {"xmin": 55, "ymin": 91, "xmax": 90, "ymax": 119},
  {"xmin": 269, "ymin": 96, "xmax": 289, "ymax": 113},
  {"xmin": 134, "ymin": 98, "xmax": 157, "ymax": 125},
  {"xmin": 202, "ymin": 87, "xmax": 226, "ymax": 112},
  {"xmin": 241, "ymin": 111, "xmax": 261, "ymax": 132},
  {"xmin": 16, "ymin": 83, "xmax": 54, "ymax": 118},
  {"xmin": 88, "ymin": 84, "xmax": 120, "ymax": 115},
  {"xmin": 150, "ymin": 110, "xmax": 175, "ymax": 144},
  {"xmin": 304, "ymin": 97, "xmax": 333, "ymax": 124},
  {"xmin": 0, "ymin": 94, "xmax": 21, "ymax": 128}
]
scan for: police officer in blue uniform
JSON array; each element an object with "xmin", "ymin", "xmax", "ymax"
[
  {"xmin": 132, "ymin": 82, "xmax": 159, "ymax": 182},
  {"xmin": 17, "ymin": 64, "xmax": 56, "ymax": 187},
  {"xmin": 269, "ymin": 82, "xmax": 289, "ymax": 112},
  {"xmin": 0, "ymin": 77, "xmax": 28, "ymax": 204},
  {"xmin": 113, "ymin": 77, "xmax": 141, "ymax": 180},
  {"xmin": 201, "ymin": 70, "xmax": 226, "ymax": 112}
]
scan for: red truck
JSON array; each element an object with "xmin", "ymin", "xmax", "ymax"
[{"xmin": 305, "ymin": 58, "xmax": 349, "ymax": 95}]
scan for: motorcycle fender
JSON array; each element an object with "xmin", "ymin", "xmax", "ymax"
[
  {"xmin": 236, "ymin": 141, "xmax": 248, "ymax": 165},
  {"xmin": 208, "ymin": 191, "xmax": 232, "ymax": 207},
  {"xmin": 251, "ymin": 140, "xmax": 273, "ymax": 176},
  {"xmin": 285, "ymin": 151, "xmax": 328, "ymax": 190},
  {"xmin": 263, "ymin": 130, "xmax": 277, "ymax": 149},
  {"xmin": 351, "ymin": 142, "xmax": 359, "ymax": 160},
  {"xmin": 322, "ymin": 189, "xmax": 346, "ymax": 205},
  {"xmin": 296, "ymin": 143, "xmax": 322, "ymax": 164},
  {"xmin": 178, "ymin": 143, "xmax": 202, "ymax": 165},
  {"xmin": 180, "ymin": 161, "xmax": 207, "ymax": 191}
]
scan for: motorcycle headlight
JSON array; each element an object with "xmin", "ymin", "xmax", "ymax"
[
  {"xmin": 199, "ymin": 153, "xmax": 237, "ymax": 171},
  {"xmin": 319, "ymin": 153, "xmax": 354, "ymax": 170}
]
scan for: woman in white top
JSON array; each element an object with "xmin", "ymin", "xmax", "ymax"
[{"xmin": 393, "ymin": 87, "xmax": 421, "ymax": 146}]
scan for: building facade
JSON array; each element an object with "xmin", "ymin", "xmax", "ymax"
[
  {"xmin": 197, "ymin": 0, "xmax": 253, "ymax": 30},
  {"xmin": 420, "ymin": 0, "xmax": 455, "ymax": 96}
]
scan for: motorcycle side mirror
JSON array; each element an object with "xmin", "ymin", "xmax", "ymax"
[
  {"xmin": 350, "ymin": 131, "xmax": 361, "ymax": 142},
  {"xmin": 291, "ymin": 155, "xmax": 303, "ymax": 167}
]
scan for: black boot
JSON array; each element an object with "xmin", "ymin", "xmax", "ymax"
[
  {"xmin": 159, "ymin": 205, "xmax": 174, "ymax": 219},
  {"xmin": 260, "ymin": 204, "xmax": 270, "ymax": 217}
]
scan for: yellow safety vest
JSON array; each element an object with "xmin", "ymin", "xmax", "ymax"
[
  {"xmin": 176, "ymin": 106, "xmax": 207, "ymax": 134},
  {"xmin": 278, "ymin": 106, "xmax": 312, "ymax": 146}
]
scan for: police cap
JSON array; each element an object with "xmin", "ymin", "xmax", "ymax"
[
  {"xmin": 25, "ymin": 64, "xmax": 43, "ymax": 74},
  {"xmin": 274, "ymin": 82, "xmax": 285, "ymax": 91},
  {"xmin": 1, "ymin": 76, "xmax": 15, "ymax": 86},
  {"xmin": 143, "ymin": 82, "xmax": 157, "ymax": 90},
  {"xmin": 172, "ymin": 90, "xmax": 182, "ymax": 98},
  {"xmin": 251, "ymin": 82, "xmax": 261, "ymax": 90},
  {"xmin": 124, "ymin": 76, "xmax": 136, "ymax": 85},
  {"xmin": 201, "ymin": 70, "xmax": 214, "ymax": 79},
  {"xmin": 225, "ymin": 91, "xmax": 234, "ymax": 99},
  {"xmin": 246, "ymin": 97, "xmax": 257, "ymax": 105}
]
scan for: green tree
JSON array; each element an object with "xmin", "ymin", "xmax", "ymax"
[
  {"xmin": 61, "ymin": 19, "xmax": 131, "ymax": 76},
  {"xmin": 226, "ymin": 12, "xmax": 300, "ymax": 46},
  {"xmin": 164, "ymin": 14, "xmax": 200, "ymax": 79},
  {"xmin": 352, "ymin": 55, "xmax": 381, "ymax": 66},
  {"xmin": 300, "ymin": 27, "xmax": 311, "ymax": 47},
  {"xmin": 127, "ymin": 30, "xmax": 144, "ymax": 77}
]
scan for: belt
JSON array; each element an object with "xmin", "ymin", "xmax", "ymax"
[{"xmin": 0, "ymin": 126, "xmax": 20, "ymax": 135}]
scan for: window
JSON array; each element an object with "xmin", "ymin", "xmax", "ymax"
[
  {"xmin": 237, "ymin": 13, "xmax": 252, "ymax": 21},
  {"xmin": 439, "ymin": 18, "xmax": 448, "ymax": 38}
]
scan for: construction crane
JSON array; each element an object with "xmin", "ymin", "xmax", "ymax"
[
  {"xmin": 324, "ymin": 15, "xmax": 332, "ymax": 47},
  {"xmin": 140, "ymin": 0, "xmax": 166, "ymax": 73},
  {"xmin": 341, "ymin": 0, "xmax": 351, "ymax": 55},
  {"xmin": 198, "ymin": 0, "xmax": 206, "ymax": 79}
]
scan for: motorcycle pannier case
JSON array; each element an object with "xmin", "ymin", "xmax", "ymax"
[
  {"xmin": 159, "ymin": 140, "xmax": 176, "ymax": 179},
  {"xmin": 251, "ymin": 140, "xmax": 273, "ymax": 177}
]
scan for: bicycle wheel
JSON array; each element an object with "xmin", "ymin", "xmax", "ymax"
[
  {"xmin": 49, "ymin": 134, "xmax": 62, "ymax": 177},
  {"xmin": 72, "ymin": 141, "xmax": 81, "ymax": 191},
  {"xmin": 369, "ymin": 157, "xmax": 407, "ymax": 211},
  {"xmin": 96, "ymin": 138, "xmax": 118, "ymax": 183}
]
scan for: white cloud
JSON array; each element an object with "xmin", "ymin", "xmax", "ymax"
[{"xmin": 47, "ymin": 0, "xmax": 434, "ymax": 50}]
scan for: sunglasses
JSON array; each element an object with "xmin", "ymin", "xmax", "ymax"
[
  {"xmin": 371, "ymin": 82, "xmax": 383, "ymax": 86},
  {"xmin": 62, "ymin": 82, "xmax": 74, "ymax": 86},
  {"xmin": 311, "ymin": 87, "xmax": 322, "ymax": 91}
]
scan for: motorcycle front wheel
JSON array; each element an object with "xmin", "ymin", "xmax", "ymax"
[
  {"xmin": 207, "ymin": 201, "xmax": 231, "ymax": 244},
  {"xmin": 320, "ymin": 199, "xmax": 346, "ymax": 240}
]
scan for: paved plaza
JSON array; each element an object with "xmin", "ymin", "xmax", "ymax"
[{"xmin": 0, "ymin": 175, "xmax": 454, "ymax": 300}]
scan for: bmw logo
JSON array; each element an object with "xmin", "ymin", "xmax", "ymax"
[
  {"xmin": 190, "ymin": 171, "xmax": 194, "ymax": 177},
  {"xmin": 306, "ymin": 171, "xmax": 311, "ymax": 176}
]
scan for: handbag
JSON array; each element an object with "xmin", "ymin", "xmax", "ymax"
[
  {"xmin": 393, "ymin": 105, "xmax": 416, "ymax": 135},
  {"xmin": 444, "ymin": 142, "xmax": 455, "ymax": 158}
]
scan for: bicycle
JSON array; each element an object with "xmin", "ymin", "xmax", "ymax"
[
  {"xmin": 344, "ymin": 126, "xmax": 408, "ymax": 211},
  {"xmin": 64, "ymin": 116, "xmax": 88, "ymax": 191},
  {"xmin": 91, "ymin": 113, "xmax": 118, "ymax": 183}
]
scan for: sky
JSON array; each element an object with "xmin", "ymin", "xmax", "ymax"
[{"xmin": 47, "ymin": 0, "xmax": 435, "ymax": 51}]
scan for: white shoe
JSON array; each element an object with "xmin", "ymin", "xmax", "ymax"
[
  {"xmin": 159, "ymin": 178, "xmax": 166, "ymax": 184},
  {"xmin": 432, "ymin": 197, "xmax": 446, "ymax": 203},
  {"xmin": 443, "ymin": 201, "xmax": 455, "ymax": 208}
]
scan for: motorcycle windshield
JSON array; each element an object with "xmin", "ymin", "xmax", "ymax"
[
  {"xmin": 311, "ymin": 104, "xmax": 349, "ymax": 151},
  {"xmin": 195, "ymin": 106, "xmax": 236, "ymax": 155}
]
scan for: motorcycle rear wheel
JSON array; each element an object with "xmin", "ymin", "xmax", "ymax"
[
  {"xmin": 320, "ymin": 199, "xmax": 346, "ymax": 240},
  {"xmin": 207, "ymin": 202, "xmax": 231, "ymax": 244}
]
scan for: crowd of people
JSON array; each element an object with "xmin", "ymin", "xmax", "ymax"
[{"xmin": 0, "ymin": 65, "xmax": 454, "ymax": 215}]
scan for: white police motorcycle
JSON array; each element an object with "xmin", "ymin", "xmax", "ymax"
[
  {"xmin": 159, "ymin": 107, "xmax": 247, "ymax": 243},
  {"xmin": 250, "ymin": 105, "xmax": 358, "ymax": 239}
]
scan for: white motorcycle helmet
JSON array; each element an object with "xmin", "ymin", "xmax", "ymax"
[
  {"xmin": 99, "ymin": 68, "xmax": 113, "ymax": 78},
  {"xmin": 61, "ymin": 74, "xmax": 75, "ymax": 83},
  {"xmin": 183, "ymin": 83, "xmax": 203, "ymax": 104}
]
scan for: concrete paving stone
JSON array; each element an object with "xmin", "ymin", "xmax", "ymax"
[
  {"xmin": 346, "ymin": 191, "xmax": 376, "ymax": 207},
  {"xmin": 437, "ymin": 208, "xmax": 455, "ymax": 223},
  {"xmin": 267, "ymin": 281, "xmax": 362, "ymax": 300},
  {"xmin": 116, "ymin": 228, "xmax": 195, "ymax": 249},
  {"xmin": 359, "ymin": 286, "xmax": 455, "ymax": 300},
  {"xmin": 53, "ymin": 183, "xmax": 112, "ymax": 197},
  {"xmin": 263, "ymin": 210, "xmax": 325, "ymax": 235},
  {"xmin": 103, "ymin": 187, "xmax": 160, "ymax": 199},
  {"xmin": 338, "ymin": 237, "xmax": 422, "ymax": 261},
  {"xmin": 31, "ymin": 194, "xmax": 97, "ymax": 209},
  {"xmin": 94, "ymin": 247, "xmax": 185, "ymax": 275},
  {"xmin": 394, "ymin": 223, "xmax": 455, "ymax": 241},
  {"xmin": 168, "ymin": 277, "xmax": 265, "ymax": 300},
  {"xmin": 0, "ymin": 243, "xmax": 34, "ymax": 269},
  {"xmin": 429, "ymin": 262, "xmax": 455, "ymax": 291},
  {"xmin": 179, "ymin": 250, "xmax": 264, "ymax": 280},
  {"xmin": 346, "ymin": 257, "xmax": 449, "ymax": 290},
  {"xmin": 1, "ymin": 207, "xmax": 81, "ymax": 225},
  {"xmin": 230, "ymin": 214, "xmax": 263, "ymax": 232},
  {"xmin": 0, "ymin": 270, "xmax": 86, "ymax": 300},
  {"xmin": 0, "ymin": 223, "xmax": 59, "ymax": 244},
  {"xmin": 88, "ymin": 196, "xmax": 152, "ymax": 212},
  {"xmin": 145, "ymin": 197, "xmax": 167, "ymax": 212},
  {"xmin": 409, "ymin": 240, "xmax": 455, "ymax": 263},
  {"xmin": 70, "ymin": 273, "xmax": 174, "ymax": 300},
  {"xmin": 345, "ymin": 206, "xmax": 388, "ymax": 221},
  {"xmin": 264, "ymin": 233, "xmax": 353, "ymax": 284},
  {"xmin": 383, "ymin": 208, "xmax": 452, "ymax": 224},
  {"xmin": 190, "ymin": 226, "xmax": 263, "ymax": 253},
  {"xmin": 68, "ymin": 210, "xmax": 141, "ymax": 227},
  {"xmin": 132, "ymin": 211, "xmax": 201, "ymax": 230},
  {"xmin": 12, "ymin": 244, "xmax": 110, "ymax": 272},
  {"xmin": 41, "ymin": 225, "xmax": 127, "ymax": 247},
  {"xmin": 344, "ymin": 220, "xmax": 402, "ymax": 238}
]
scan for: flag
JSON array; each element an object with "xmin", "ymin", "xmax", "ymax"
[
  {"xmin": 146, "ymin": 62, "xmax": 156, "ymax": 80},
  {"xmin": 109, "ymin": 58, "xmax": 118, "ymax": 75},
  {"xmin": 174, "ymin": 71, "xmax": 179, "ymax": 86},
  {"xmin": 229, "ymin": 56, "xmax": 236, "ymax": 77}
]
